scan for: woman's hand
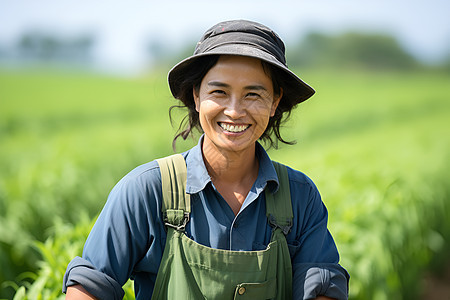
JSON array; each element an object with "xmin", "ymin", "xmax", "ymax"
[{"xmin": 66, "ymin": 285, "xmax": 97, "ymax": 299}]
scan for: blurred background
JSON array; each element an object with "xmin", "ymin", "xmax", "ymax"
[
  {"xmin": 1, "ymin": 0, "xmax": 450, "ymax": 74},
  {"xmin": 1, "ymin": 0, "xmax": 449, "ymax": 299}
]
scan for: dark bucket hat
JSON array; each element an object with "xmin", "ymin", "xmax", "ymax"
[{"xmin": 168, "ymin": 19, "xmax": 315, "ymax": 105}]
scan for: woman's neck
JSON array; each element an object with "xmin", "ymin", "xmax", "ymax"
[
  {"xmin": 201, "ymin": 138, "xmax": 259, "ymax": 185},
  {"xmin": 201, "ymin": 138, "xmax": 259, "ymax": 215}
]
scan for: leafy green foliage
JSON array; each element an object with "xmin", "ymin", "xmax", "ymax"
[
  {"xmin": 0, "ymin": 71, "xmax": 181, "ymax": 299},
  {"xmin": 1, "ymin": 68, "xmax": 449, "ymax": 299},
  {"xmin": 3, "ymin": 214, "xmax": 135, "ymax": 300}
]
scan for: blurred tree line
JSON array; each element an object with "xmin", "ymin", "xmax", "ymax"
[
  {"xmin": 17, "ymin": 32, "xmax": 95, "ymax": 62},
  {"xmin": 0, "ymin": 31, "xmax": 95, "ymax": 65},
  {"xmin": 287, "ymin": 31, "xmax": 420, "ymax": 70},
  {"xmin": 1, "ymin": 29, "xmax": 449, "ymax": 71},
  {"xmin": 149, "ymin": 31, "xmax": 449, "ymax": 72}
]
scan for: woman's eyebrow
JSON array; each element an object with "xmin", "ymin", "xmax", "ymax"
[
  {"xmin": 207, "ymin": 81, "xmax": 229, "ymax": 88},
  {"xmin": 207, "ymin": 81, "xmax": 268, "ymax": 92},
  {"xmin": 244, "ymin": 85, "xmax": 268, "ymax": 92}
]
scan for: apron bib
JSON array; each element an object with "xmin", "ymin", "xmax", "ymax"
[{"xmin": 153, "ymin": 154, "xmax": 293, "ymax": 300}]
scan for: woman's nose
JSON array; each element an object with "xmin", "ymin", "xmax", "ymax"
[{"xmin": 223, "ymin": 97, "xmax": 246, "ymax": 119}]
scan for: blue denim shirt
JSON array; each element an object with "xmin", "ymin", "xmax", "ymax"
[{"xmin": 63, "ymin": 137, "xmax": 349, "ymax": 299}]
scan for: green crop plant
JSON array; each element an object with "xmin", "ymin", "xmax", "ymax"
[{"xmin": 1, "ymin": 68, "xmax": 449, "ymax": 299}]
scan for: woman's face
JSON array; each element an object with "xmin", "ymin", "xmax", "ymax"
[{"xmin": 193, "ymin": 55, "xmax": 282, "ymax": 154}]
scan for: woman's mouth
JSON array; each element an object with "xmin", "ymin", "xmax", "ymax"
[{"xmin": 218, "ymin": 122, "xmax": 250, "ymax": 133}]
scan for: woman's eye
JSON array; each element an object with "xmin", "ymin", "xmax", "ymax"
[
  {"xmin": 212, "ymin": 90, "xmax": 226, "ymax": 95},
  {"xmin": 246, "ymin": 92, "xmax": 260, "ymax": 99}
]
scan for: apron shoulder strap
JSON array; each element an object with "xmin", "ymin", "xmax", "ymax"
[
  {"xmin": 265, "ymin": 161, "xmax": 294, "ymax": 235},
  {"xmin": 156, "ymin": 154, "xmax": 190, "ymax": 231}
]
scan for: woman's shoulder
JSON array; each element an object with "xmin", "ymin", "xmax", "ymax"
[
  {"xmin": 118, "ymin": 160, "xmax": 161, "ymax": 185},
  {"xmin": 281, "ymin": 165, "xmax": 326, "ymax": 230},
  {"xmin": 115, "ymin": 149, "xmax": 191, "ymax": 189},
  {"xmin": 107, "ymin": 160, "xmax": 164, "ymax": 201},
  {"xmin": 278, "ymin": 163, "xmax": 322, "ymax": 207},
  {"xmin": 114, "ymin": 150, "xmax": 190, "ymax": 188},
  {"xmin": 281, "ymin": 163, "xmax": 318, "ymax": 190}
]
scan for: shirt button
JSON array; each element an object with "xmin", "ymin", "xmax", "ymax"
[{"xmin": 238, "ymin": 287, "xmax": 246, "ymax": 295}]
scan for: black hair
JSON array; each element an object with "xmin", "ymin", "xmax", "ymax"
[
  {"xmin": 169, "ymin": 55, "xmax": 298, "ymax": 150},
  {"xmin": 169, "ymin": 55, "xmax": 220, "ymax": 150}
]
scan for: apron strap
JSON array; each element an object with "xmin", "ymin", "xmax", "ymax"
[
  {"xmin": 265, "ymin": 161, "xmax": 293, "ymax": 235},
  {"xmin": 157, "ymin": 155, "xmax": 293, "ymax": 235},
  {"xmin": 157, "ymin": 154, "xmax": 190, "ymax": 231}
]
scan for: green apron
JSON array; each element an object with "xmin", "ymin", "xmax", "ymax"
[{"xmin": 153, "ymin": 154, "xmax": 293, "ymax": 300}]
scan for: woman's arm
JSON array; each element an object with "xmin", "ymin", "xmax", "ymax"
[
  {"xmin": 289, "ymin": 171, "xmax": 349, "ymax": 299},
  {"xmin": 66, "ymin": 285, "xmax": 97, "ymax": 299},
  {"xmin": 63, "ymin": 163, "xmax": 166, "ymax": 299}
]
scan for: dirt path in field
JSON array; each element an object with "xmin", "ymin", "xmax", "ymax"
[{"xmin": 421, "ymin": 261, "xmax": 450, "ymax": 299}]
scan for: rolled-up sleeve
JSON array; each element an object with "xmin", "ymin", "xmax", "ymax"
[
  {"xmin": 62, "ymin": 256, "xmax": 124, "ymax": 299},
  {"xmin": 293, "ymin": 263, "xmax": 349, "ymax": 300}
]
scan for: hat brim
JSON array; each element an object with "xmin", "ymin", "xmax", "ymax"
[{"xmin": 168, "ymin": 44, "xmax": 315, "ymax": 105}]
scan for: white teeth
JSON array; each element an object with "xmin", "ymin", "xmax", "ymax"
[{"xmin": 219, "ymin": 123, "xmax": 249, "ymax": 133}]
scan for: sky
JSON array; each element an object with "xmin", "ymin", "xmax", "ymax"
[{"xmin": 1, "ymin": 0, "xmax": 449, "ymax": 74}]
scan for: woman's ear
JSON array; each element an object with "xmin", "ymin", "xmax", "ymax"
[
  {"xmin": 270, "ymin": 87, "xmax": 283, "ymax": 117},
  {"xmin": 193, "ymin": 87, "xmax": 200, "ymax": 112}
]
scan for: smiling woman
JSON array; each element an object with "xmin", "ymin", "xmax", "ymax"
[
  {"xmin": 169, "ymin": 54, "xmax": 301, "ymax": 149},
  {"xmin": 63, "ymin": 20, "xmax": 349, "ymax": 300},
  {"xmin": 194, "ymin": 56, "xmax": 281, "ymax": 156},
  {"xmin": 193, "ymin": 55, "xmax": 283, "ymax": 215}
]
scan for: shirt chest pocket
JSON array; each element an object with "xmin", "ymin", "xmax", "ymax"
[{"xmin": 286, "ymin": 239, "xmax": 301, "ymax": 258}]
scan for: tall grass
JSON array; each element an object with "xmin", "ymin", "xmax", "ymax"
[{"xmin": 1, "ymin": 68, "xmax": 449, "ymax": 299}]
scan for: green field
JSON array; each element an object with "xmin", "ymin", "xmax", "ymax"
[{"xmin": 1, "ymin": 68, "xmax": 449, "ymax": 299}]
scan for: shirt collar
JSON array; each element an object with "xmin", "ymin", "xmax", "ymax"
[
  {"xmin": 184, "ymin": 136, "xmax": 211, "ymax": 194},
  {"xmin": 184, "ymin": 135, "xmax": 279, "ymax": 195}
]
